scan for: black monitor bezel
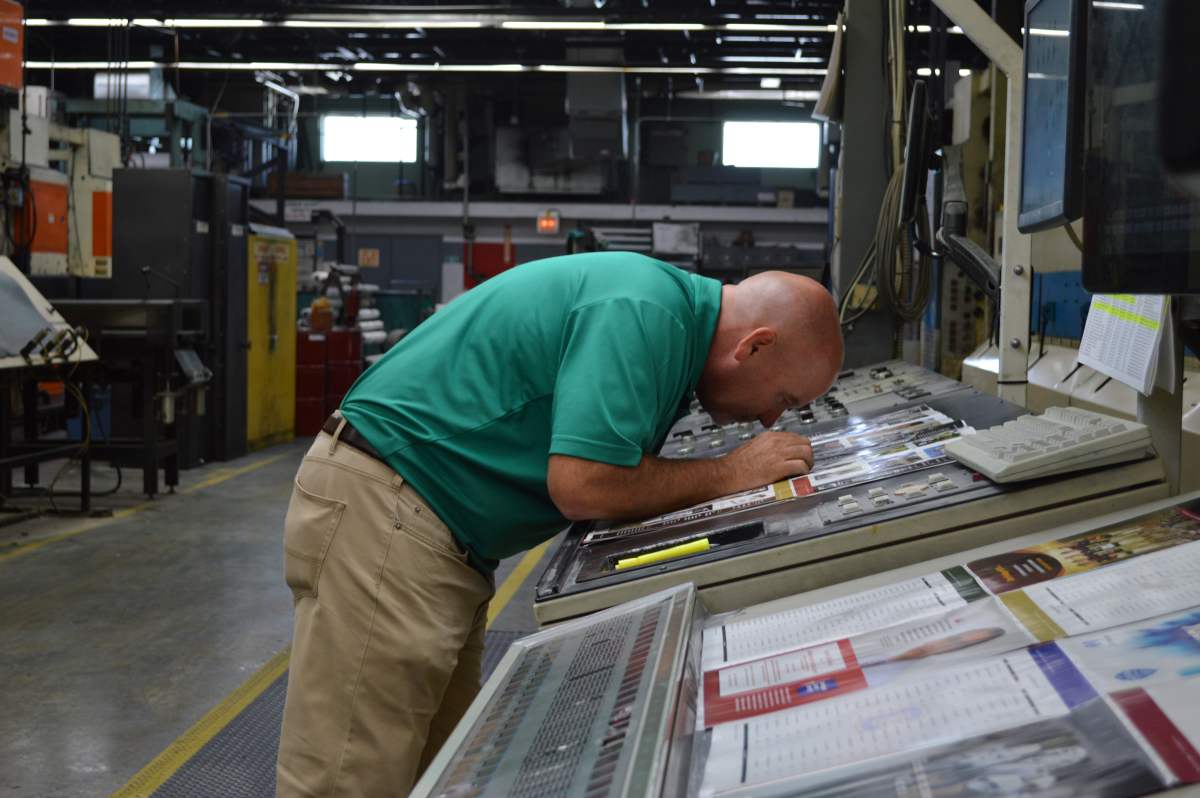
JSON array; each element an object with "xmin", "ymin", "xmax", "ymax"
[
  {"xmin": 898, "ymin": 79, "xmax": 930, "ymax": 228},
  {"xmin": 1017, "ymin": 0, "xmax": 1087, "ymax": 234}
]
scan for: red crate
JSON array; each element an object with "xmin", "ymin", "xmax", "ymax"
[
  {"xmin": 295, "ymin": 365, "xmax": 326, "ymax": 400},
  {"xmin": 326, "ymin": 328, "xmax": 362, "ymax": 363},
  {"xmin": 297, "ymin": 331, "xmax": 328, "ymax": 366},
  {"xmin": 327, "ymin": 362, "xmax": 362, "ymax": 396},
  {"xmin": 295, "ymin": 397, "xmax": 326, "ymax": 437}
]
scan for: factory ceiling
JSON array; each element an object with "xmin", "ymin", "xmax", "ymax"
[{"xmin": 23, "ymin": 1, "xmax": 993, "ymax": 98}]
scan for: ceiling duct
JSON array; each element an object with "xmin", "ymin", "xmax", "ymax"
[{"xmin": 565, "ymin": 47, "xmax": 627, "ymax": 160}]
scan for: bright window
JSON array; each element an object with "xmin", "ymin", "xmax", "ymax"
[
  {"xmin": 722, "ymin": 121, "xmax": 819, "ymax": 169},
  {"xmin": 320, "ymin": 115, "xmax": 417, "ymax": 163}
]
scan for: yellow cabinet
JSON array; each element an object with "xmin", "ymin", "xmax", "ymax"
[{"xmin": 246, "ymin": 224, "xmax": 297, "ymax": 449}]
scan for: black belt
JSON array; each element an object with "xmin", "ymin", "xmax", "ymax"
[{"xmin": 322, "ymin": 415, "xmax": 385, "ymax": 461}]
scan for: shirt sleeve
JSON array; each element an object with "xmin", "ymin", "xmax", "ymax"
[{"xmin": 549, "ymin": 299, "xmax": 687, "ymax": 466}]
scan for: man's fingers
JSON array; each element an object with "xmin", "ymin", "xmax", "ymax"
[{"xmin": 780, "ymin": 441, "xmax": 813, "ymax": 466}]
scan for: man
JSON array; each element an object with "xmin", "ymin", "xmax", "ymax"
[{"xmin": 276, "ymin": 251, "xmax": 843, "ymax": 797}]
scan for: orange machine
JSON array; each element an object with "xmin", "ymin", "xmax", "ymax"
[
  {"xmin": 13, "ymin": 171, "xmax": 70, "ymax": 275},
  {"xmin": 0, "ymin": 0, "xmax": 22, "ymax": 93}
]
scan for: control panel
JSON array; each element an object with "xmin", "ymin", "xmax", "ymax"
[{"xmin": 662, "ymin": 359, "xmax": 967, "ymax": 458}]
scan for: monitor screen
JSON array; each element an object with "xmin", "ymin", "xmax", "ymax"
[
  {"xmin": 1018, "ymin": 0, "xmax": 1084, "ymax": 233},
  {"xmin": 1083, "ymin": 0, "xmax": 1200, "ymax": 293}
]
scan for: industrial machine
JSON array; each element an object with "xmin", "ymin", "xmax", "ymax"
[
  {"xmin": 414, "ymin": 585, "xmax": 699, "ymax": 798},
  {"xmin": 0, "ymin": 255, "xmax": 100, "ymax": 511},
  {"xmin": 418, "ymin": 493, "xmax": 1200, "ymax": 798},
  {"xmin": 0, "ymin": 99, "xmax": 120, "ymax": 279},
  {"xmin": 52, "ymin": 298, "xmax": 209, "ymax": 496},
  {"xmin": 106, "ymin": 168, "xmax": 258, "ymax": 463},
  {"xmin": 535, "ymin": 378, "xmax": 1168, "ymax": 624}
]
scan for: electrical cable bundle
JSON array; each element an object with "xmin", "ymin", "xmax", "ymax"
[
  {"xmin": 3, "ymin": 166, "xmax": 36, "ymax": 257},
  {"xmin": 879, "ymin": 196, "xmax": 934, "ymax": 323},
  {"xmin": 838, "ymin": 0, "xmax": 934, "ymax": 329}
]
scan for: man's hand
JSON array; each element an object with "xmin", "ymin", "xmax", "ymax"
[
  {"xmin": 721, "ymin": 431, "xmax": 814, "ymax": 494},
  {"xmin": 547, "ymin": 431, "xmax": 815, "ymax": 523}
]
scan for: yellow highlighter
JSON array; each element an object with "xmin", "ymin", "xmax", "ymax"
[{"xmin": 615, "ymin": 538, "xmax": 711, "ymax": 570}]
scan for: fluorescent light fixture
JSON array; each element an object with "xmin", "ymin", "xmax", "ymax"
[
  {"xmin": 724, "ymin": 36, "xmax": 799, "ymax": 43},
  {"xmin": 24, "ymin": 60, "xmax": 826, "ymax": 77},
  {"xmin": 26, "ymin": 60, "xmax": 160, "ymax": 69},
  {"xmin": 917, "ymin": 67, "xmax": 933, "ymax": 76},
  {"xmin": 354, "ymin": 62, "xmax": 529, "ymax": 72},
  {"xmin": 680, "ymin": 89, "xmax": 821, "ymax": 101},
  {"xmin": 1092, "ymin": 1, "xmax": 1144, "ymax": 8},
  {"xmin": 501, "ymin": 20, "xmax": 705, "ymax": 30},
  {"xmin": 605, "ymin": 23, "xmax": 706, "ymax": 30},
  {"xmin": 959, "ymin": 68, "xmax": 972, "ymax": 77},
  {"xmin": 718, "ymin": 66, "xmax": 826, "ymax": 75},
  {"xmin": 321, "ymin": 115, "xmax": 417, "ymax": 163},
  {"xmin": 719, "ymin": 55, "xmax": 822, "ymax": 63},
  {"xmin": 723, "ymin": 23, "xmax": 832, "ymax": 32},
  {"xmin": 175, "ymin": 61, "xmax": 329, "ymax": 71},
  {"xmin": 535, "ymin": 64, "xmax": 618, "ymax": 73},
  {"xmin": 163, "ymin": 18, "xmax": 265, "ymax": 28},
  {"xmin": 760, "ymin": 76, "xmax": 782, "ymax": 89},
  {"xmin": 67, "ymin": 18, "xmax": 126, "ymax": 26},
  {"xmin": 501, "ymin": 20, "xmax": 607, "ymax": 29},
  {"xmin": 1026, "ymin": 27, "xmax": 1070, "ymax": 36},
  {"xmin": 62, "ymin": 17, "xmax": 265, "ymax": 27},
  {"xmin": 916, "ymin": 24, "xmax": 932, "ymax": 32},
  {"xmin": 283, "ymin": 19, "xmax": 484, "ymax": 28},
  {"xmin": 30, "ymin": 15, "xmax": 853, "ymax": 34},
  {"xmin": 723, "ymin": 121, "xmax": 820, "ymax": 168}
]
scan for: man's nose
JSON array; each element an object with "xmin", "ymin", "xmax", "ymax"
[{"xmin": 760, "ymin": 409, "xmax": 783, "ymax": 428}]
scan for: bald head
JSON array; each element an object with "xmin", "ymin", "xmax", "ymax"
[{"xmin": 695, "ymin": 271, "xmax": 844, "ymax": 426}]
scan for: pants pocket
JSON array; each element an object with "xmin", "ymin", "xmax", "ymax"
[{"xmin": 283, "ymin": 478, "xmax": 347, "ymax": 601}]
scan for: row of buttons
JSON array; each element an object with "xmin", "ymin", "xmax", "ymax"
[
  {"xmin": 835, "ymin": 494, "xmax": 862, "ymax": 515},
  {"xmin": 834, "ymin": 472, "xmax": 958, "ymax": 516}
]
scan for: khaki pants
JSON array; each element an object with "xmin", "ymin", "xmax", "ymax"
[{"xmin": 276, "ymin": 428, "xmax": 494, "ymax": 797}]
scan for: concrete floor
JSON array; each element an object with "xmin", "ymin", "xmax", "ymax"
[{"xmin": 0, "ymin": 441, "xmax": 544, "ymax": 798}]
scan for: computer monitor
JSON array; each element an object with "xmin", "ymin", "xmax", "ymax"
[
  {"xmin": 898, "ymin": 80, "xmax": 930, "ymax": 228},
  {"xmin": 1017, "ymin": 0, "xmax": 1086, "ymax": 233},
  {"xmin": 1160, "ymin": 0, "xmax": 1200, "ymax": 198},
  {"xmin": 1083, "ymin": 0, "xmax": 1200, "ymax": 293}
]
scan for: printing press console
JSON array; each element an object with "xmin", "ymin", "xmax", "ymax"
[
  {"xmin": 417, "ymin": 493, "xmax": 1200, "ymax": 798},
  {"xmin": 534, "ymin": 365, "xmax": 1169, "ymax": 624}
]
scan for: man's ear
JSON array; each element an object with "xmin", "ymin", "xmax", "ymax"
[{"xmin": 732, "ymin": 327, "xmax": 777, "ymax": 362}]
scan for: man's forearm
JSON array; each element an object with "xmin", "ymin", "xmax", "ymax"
[
  {"xmin": 548, "ymin": 433, "xmax": 813, "ymax": 523},
  {"xmin": 551, "ymin": 454, "xmax": 742, "ymax": 522}
]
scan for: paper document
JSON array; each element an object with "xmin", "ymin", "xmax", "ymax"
[
  {"xmin": 699, "ymin": 647, "xmax": 1083, "ymax": 796},
  {"xmin": 1078, "ymin": 293, "xmax": 1169, "ymax": 396},
  {"xmin": 1058, "ymin": 606, "xmax": 1200, "ymax": 695},
  {"xmin": 737, "ymin": 701, "xmax": 1166, "ymax": 798},
  {"xmin": 967, "ymin": 499, "xmax": 1200, "ymax": 595},
  {"xmin": 703, "ymin": 599, "xmax": 1033, "ymax": 726},
  {"xmin": 702, "ymin": 568, "xmax": 983, "ymax": 669},
  {"xmin": 1007, "ymin": 542, "xmax": 1200, "ymax": 637}
]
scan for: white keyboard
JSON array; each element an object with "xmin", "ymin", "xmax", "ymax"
[{"xmin": 944, "ymin": 406, "xmax": 1152, "ymax": 483}]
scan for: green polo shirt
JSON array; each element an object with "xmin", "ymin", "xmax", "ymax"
[{"xmin": 340, "ymin": 251, "xmax": 722, "ymax": 567}]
